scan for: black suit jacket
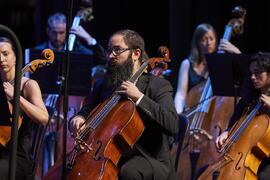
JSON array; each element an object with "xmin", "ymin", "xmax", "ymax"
[{"xmin": 77, "ymin": 74, "xmax": 179, "ymax": 180}]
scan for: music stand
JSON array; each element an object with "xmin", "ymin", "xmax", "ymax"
[
  {"xmin": 0, "ymin": 78, "xmax": 12, "ymax": 126},
  {"xmin": 205, "ymin": 53, "xmax": 253, "ymax": 97},
  {"xmin": 25, "ymin": 49, "xmax": 94, "ymax": 96}
]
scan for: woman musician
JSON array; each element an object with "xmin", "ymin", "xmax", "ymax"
[
  {"xmin": 216, "ymin": 52, "xmax": 270, "ymax": 180},
  {"xmin": 174, "ymin": 23, "xmax": 241, "ymax": 114},
  {"xmin": 0, "ymin": 36, "xmax": 48, "ymax": 179}
]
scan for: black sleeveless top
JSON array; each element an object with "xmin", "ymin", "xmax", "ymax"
[
  {"xmin": 0, "ymin": 79, "xmax": 35, "ymax": 179},
  {"xmin": 188, "ymin": 60, "xmax": 207, "ymax": 91}
]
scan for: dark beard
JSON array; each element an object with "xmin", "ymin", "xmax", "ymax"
[{"xmin": 107, "ymin": 55, "xmax": 134, "ymax": 89}]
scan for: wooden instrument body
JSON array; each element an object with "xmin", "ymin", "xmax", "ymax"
[
  {"xmin": 175, "ymin": 80, "xmax": 235, "ymax": 180},
  {"xmin": 69, "ymin": 98, "xmax": 143, "ymax": 179},
  {"xmin": 0, "ymin": 102, "xmax": 22, "ymax": 146},
  {"xmin": 198, "ymin": 114, "xmax": 270, "ymax": 180}
]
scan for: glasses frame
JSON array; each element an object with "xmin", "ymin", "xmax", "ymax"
[
  {"xmin": 250, "ymin": 71, "xmax": 268, "ymax": 78},
  {"xmin": 107, "ymin": 47, "xmax": 133, "ymax": 56}
]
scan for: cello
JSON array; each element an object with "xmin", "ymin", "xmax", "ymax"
[
  {"xmin": 148, "ymin": 46, "xmax": 171, "ymax": 77},
  {"xmin": 174, "ymin": 6, "xmax": 247, "ymax": 180},
  {"xmin": 198, "ymin": 99, "xmax": 270, "ymax": 180},
  {"xmin": 43, "ymin": 47, "xmax": 171, "ymax": 180}
]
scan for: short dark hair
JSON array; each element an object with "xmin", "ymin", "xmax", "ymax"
[
  {"xmin": 111, "ymin": 29, "xmax": 148, "ymax": 62},
  {"xmin": 250, "ymin": 52, "xmax": 270, "ymax": 74},
  {"xmin": 47, "ymin": 13, "xmax": 66, "ymax": 28}
]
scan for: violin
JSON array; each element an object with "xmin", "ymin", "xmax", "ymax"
[{"xmin": 0, "ymin": 49, "xmax": 54, "ymax": 147}]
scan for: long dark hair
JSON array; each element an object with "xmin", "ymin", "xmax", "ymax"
[{"xmin": 189, "ymin": 23, "xmax": 217, "ymax": 64}]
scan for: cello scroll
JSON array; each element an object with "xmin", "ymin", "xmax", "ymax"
[
  {"xmin": 22, "ymin": 48, "xmax": 54, "ymax": 74},
  {"xmin": 147, "ymin": 46, "xmax": 171, "ymax": 77}
]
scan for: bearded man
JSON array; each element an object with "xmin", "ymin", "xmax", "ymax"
[{"xmin": 69, "ymin": 29, "xmax": 179, "ymax": 180}]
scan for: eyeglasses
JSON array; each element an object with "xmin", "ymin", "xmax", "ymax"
[
  {"xmin": 107, "ymin": 46, "xmax": 132, "ymax": 56},
  {"xmin": 250, "ymin": 71, "xmax": 267, "ymax": 78}
]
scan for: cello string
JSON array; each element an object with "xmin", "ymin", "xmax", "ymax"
[
  {"xmin": 192, "ymin": 79, "xmax": 211, "ymax": 129},
  {"xmin": 90, "ymin": 95, "xmax": 120, "ymax": 128},
  {"xmin": 79, "ymin": 94, "xmax": 121, "ymax": 140},
  {"xmin": 231, "ymin": 103, "xmax": 261, "ymax": 141},
  {"xmin": 77, "ymin": 57, "xmax": 149, "ymax": 140},
  {"xmin": 221, "ymin": 102, "xmax": 262, "ymax": 152}
]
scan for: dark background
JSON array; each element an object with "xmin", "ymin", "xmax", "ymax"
[{"xmin": 0, "ymin": 0, "xmax": 269, "ymax": 89}]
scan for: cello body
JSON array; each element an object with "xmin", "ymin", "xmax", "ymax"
[
  {"xmin": 175, "ymin": 80, "xmax": 235, "ymax": 180},
  {"xmin": 43, "ymin": 97, "xmax": 145, "ymax": 180},
  {"xmin": 198, "ymin": 113, "xmax": 270, "ymax": 180},
  {"xmin": 68, "ymin": 97, "xmax": 144, "ymax": 180}
]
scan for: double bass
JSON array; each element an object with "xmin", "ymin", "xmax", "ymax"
[
  {"xmin": 174, "ymin": 6, "xmax": 247, "ymax": 180},
  {"xmin": 43, "ymin": 47, "xmax": 171, "ymax": 180},
  {"xmin": 67, "ymin": 0, "xmax": 94, "ymax": 51}
]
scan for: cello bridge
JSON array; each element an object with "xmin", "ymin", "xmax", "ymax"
[
  {"xmin": 74, "ymin": 138, "xmax": 93, "ymax": 152},
  {"xmin": 190, "ymin": 129, "xmax": 213, "ymax": 140}
]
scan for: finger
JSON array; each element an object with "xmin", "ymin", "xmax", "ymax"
[
  {"xmin": 126, "ymin": 81, "xmax": 133, "ymax": 85},
  {"xmin": 222, "ymin": 138, "xmax": 226, "ymax": 143},
  {"xmin": 76, "ymin": 121, "xmax": 83, "ymax": 131},
  {"xmin": 115, "ymin": 90, "xmax": 126, "ymax": 95},
  {"xmin": 261, "ymin": 96, "xmax": 266, "ymax": 103},
  {"xmin": 215, "ymin": 138, "xmax": 219, "ymax": 148},
  {"xmin": 118, "ymin": 85, "xmax": 127, "ymax": 91},
  {"xmin": 121, "ymin": 81, "xmax": 129, "ymax": 86},
  {"xmin": 217, "ymin": 139, "xmax": 222, "ymax": 149}
]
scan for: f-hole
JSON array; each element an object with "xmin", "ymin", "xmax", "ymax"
[{"xmin": 93, "ymin": 140, "xmax": 102, "ymax": 161}]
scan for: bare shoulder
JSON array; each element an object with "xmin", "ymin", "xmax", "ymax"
[
  {"xmin": 22, "ymin": 77, "xmax": 39, "ymax": 87},
  {"xmin": 21, "ymin": 77, "xmax": 41, "ymax": 93},
  {"xmin": 180, "ymin": 58, "xmax": 190, "ymax": 69}
]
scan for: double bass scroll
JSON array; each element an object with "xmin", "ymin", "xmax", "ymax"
[{"xmin": 218, "ymin": 6, "xmax": 246, "ymax": 53}]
